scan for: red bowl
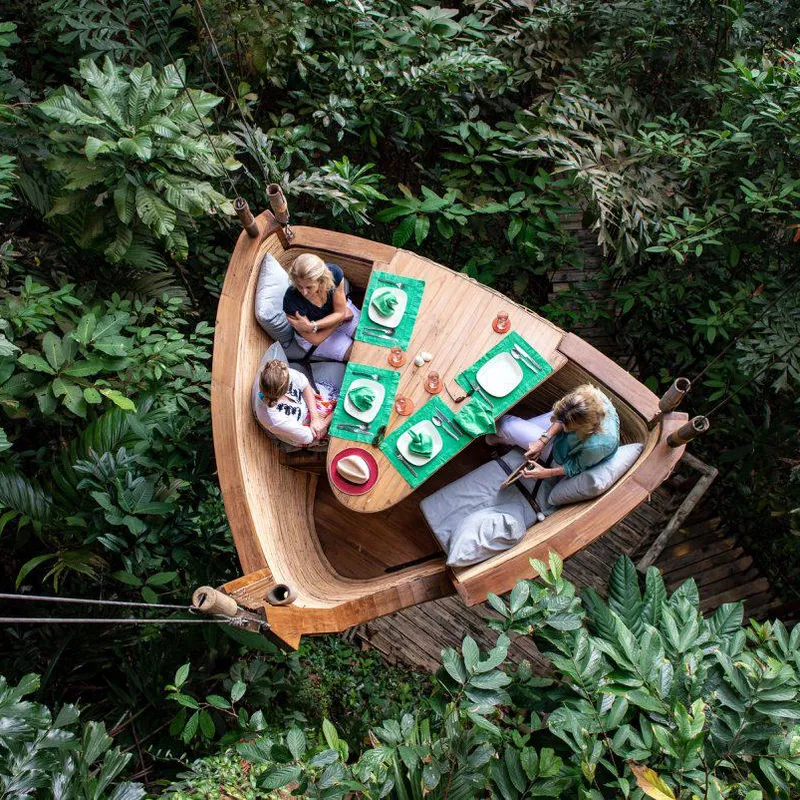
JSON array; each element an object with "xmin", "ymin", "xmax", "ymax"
[{"xmin": 329, "ymin": 447, "xmax": 379, "ymax": 495}]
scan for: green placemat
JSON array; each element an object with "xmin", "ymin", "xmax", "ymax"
[
  {"xmin": 330, "ymin": 362, "xmax": 400, "ymax": 446},
  {"xmin": 380, "ymin": 395, "xmax": 470, "ymax": 488},
  {"xmin": 354, "ymin": 270, "xmax": 425, "ymax": 350},
  {"xmin": 455, "ymin": 330, "xmax": 553, "ymax": 416}
]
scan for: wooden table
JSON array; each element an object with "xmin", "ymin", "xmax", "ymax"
[{"xmin": 326, "ymin": 251, "xmax": 568, "ymax": 512}]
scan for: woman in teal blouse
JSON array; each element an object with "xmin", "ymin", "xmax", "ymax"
[{"xmin": 490, "ymin": 384, "xmax": 620, "ymax": 480}]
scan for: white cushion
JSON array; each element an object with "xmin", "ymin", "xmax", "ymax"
[
  {"xmin": 446, "ymin": 504, "xmax": 527, "ymax": 568},
  {"xmin": 548, "ymin": 443, "xmax": 644, "ymax": 506},
  {"xmin": 254, "ymin": 253, "xmax": 293, "ymax": 347}
]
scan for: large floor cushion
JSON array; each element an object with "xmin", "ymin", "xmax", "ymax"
[{"xmin": 420, "ymin": 450, "xmax": 555, "ymax": 567}]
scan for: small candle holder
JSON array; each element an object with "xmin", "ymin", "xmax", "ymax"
[
  {"xmin": 394, "ymin": 394, "xmax": 414, "ymax": 416},
  {"xmin": 424, "ymin": 370, "xmax": 442, "ymax": 395},
  {"xmin": 492, "ymin": 310, "xmax": 511, "ymax": 333},
  {"xmin": 388, "ymin": 346, "xmax": 406, "ymax": 368}
]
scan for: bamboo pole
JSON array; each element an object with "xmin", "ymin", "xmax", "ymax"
[
  {"xmin": 192, "ymin": 586, "xmax": 239, "ymax": 617},
  {"xmin": 659, "ymin": 377, "xmax": 691, "ymax": 413},
  {"xmin": 667, "ymin": 416, "xmax": 710, "ymax": 447},
  {"xmin": 234, "ymin": 197, "xmax": 260, "ymax": 238}
]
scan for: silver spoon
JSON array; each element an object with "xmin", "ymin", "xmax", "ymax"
[
  {"xmin": 336, "ymin": 422, "xmax": 370, "ymax": 432},
  {"xmin": 432, "ymin": 415, "xmax": 458, "ymax": 440}
]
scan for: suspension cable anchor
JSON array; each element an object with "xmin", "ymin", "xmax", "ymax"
[{"xmin": 191, "ymin": 586, "xmax": 269, "ymax": 632}]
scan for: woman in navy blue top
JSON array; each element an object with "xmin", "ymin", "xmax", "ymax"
[{"xmin": 282, "ymin": 253, "xmax": 361, "ymax": 361}]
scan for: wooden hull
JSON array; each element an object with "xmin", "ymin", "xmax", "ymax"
[{"xmin": 212, "ymin": 212, "xmax": 686, "ymax": 648}]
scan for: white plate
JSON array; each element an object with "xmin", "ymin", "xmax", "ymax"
[
  {"xmin": 368, "ymin": 287, "xmax": 408, "ymax": 329},
  {"xmin": 476, "ymin": 351, "xmax": 523, "ymax": 397},
  {"xmin": 397, "ymin": 420, "xmax": 442, "ymax": 466},
  {"xmin": 343, "ymin": 378, "xmax": 385, "ymax": 423}
]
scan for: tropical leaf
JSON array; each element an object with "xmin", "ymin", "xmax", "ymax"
[
  {"xmin": 608, "ymin": 556, "xmax": 644, "ymax": 635},
  {"xmin": 0, "ymin": 469, "xmax": 53, "ymax": 522}
]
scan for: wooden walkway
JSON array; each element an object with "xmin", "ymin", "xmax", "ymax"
[{"xmin": 348, "ymin": 219, "xmax": 785, "ymax": 673}]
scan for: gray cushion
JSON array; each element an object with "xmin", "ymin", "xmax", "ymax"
[
  {"xmin": 420, "ymin": 450, "xmax": 554, "ymax": 561},
  {"xmin": 254, "ymin": 253, "xmax": 293, "ymax": 347},
  {"xmin": 548, "ymin": 443, "xmax": 644, "ymax": 506},
  {"xmin": 446, "ymin": 503, "xmax": 527, "ymax": 568}
]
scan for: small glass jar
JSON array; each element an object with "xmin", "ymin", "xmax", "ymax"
[
  {"xmin": 394, "ymin": 394, "xmax": 414, "ymax": 416},
  {"xmin": 388, "ymin": 346, "xmax": 406, "ymax": 368},
  {"xmin": 425, "ymin": 370, "xmax": 442, "ymax": 395},
  {"xmin": 492, "ymin": 310, "xmax": 511, "ymax": 333}
]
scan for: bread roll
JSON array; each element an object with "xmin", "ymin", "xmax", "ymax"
[{"xmin": 337, "ymin": 455, "xmax": 370, "ymax": 485}]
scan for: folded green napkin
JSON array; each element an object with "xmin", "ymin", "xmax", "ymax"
[
  {"xmin": 371, "ymin": 288, "xmax": 398, "ymax": 317},
  {"xmin": 454, "ymin": 399, "xmax": 497, "ymax": 437},
  {"xmin": 348, "ymin": 385, "xmax": 376, "ymax": 411},
  {"xmin": 408, "ymin": 429, "xmax": 434, "ymax": 457}
]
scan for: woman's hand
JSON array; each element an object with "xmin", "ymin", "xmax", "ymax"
[
  {"xmin": 525, "ymin": 438, "xmax": 545, "ymax": 461},
  {"xmin": 521, "ymin": 461, "xmax": 552, "ymax": 480},
  {"xmin": 288, "ymin": 312, "xmax": 315, "ymax": 334}
]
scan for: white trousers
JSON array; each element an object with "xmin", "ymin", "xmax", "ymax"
[{"xmin": 495, "ymin": 412, "xmax": 555, "ymax": 459}]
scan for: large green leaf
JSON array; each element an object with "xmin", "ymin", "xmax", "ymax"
[
  {"xmin": 135, "ymin": 186, "xmax": 176, "ymax": 237},
  {"xmin": 608, "ymin": 556, "xmax": 644, "ymax": 635},
  {"xmin": 0, "ymin": 469, "xmax": 52, "ymax": 522},
  {"xmin": 127, "ymin": 63, "xmax": 154, "ymax": 126}
]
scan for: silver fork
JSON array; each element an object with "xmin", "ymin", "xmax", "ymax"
[
  {"xmin": 395, "ymin": 451, "xmax": 419, "ymax": 478},
  {"xmin": 377, "ymin": 277, "xmax": 406, "ymax": 289}
]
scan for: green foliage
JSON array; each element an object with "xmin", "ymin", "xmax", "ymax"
[
  {"xmin": 39, "ymin": 0, "xmax": 188, "ymax": 65},
  {"xmin": 39, "ymin": 57, "xmax": 238, "ymax": 265},
  {"xmin": 167, "ymin": 556, "xmax": 800, "ymax": 799},
  {"xmin": 0, "ymin": 672, "xmax": 144, "ymax": 799}
]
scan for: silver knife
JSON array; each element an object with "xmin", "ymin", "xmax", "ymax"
[
  {"xmin": 513, "ymin": 344, "xmax": 540, "ymax": 373},
  {"xmin": 435, "ymin": 410, "xmax": 461, "ymax": 439}
]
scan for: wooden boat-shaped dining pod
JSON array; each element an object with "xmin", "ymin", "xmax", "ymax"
[{"xmin": 206, "ymin": 210, "xmax": 691, "ymax": 649}]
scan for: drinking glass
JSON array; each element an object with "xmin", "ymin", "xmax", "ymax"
[
  {"xmin": 394, "ymin": 394, "xmax": 414, "ymax": 416},
  {"xmin": 388, "ymin": 346, "xmax": 406, "ymax": 368},
  {"xmin": 425, "ymin": 370, "xmax": 442, "ymax": 394},
  {"xmin": 493, "ymin": 310, "xmax": 511, "ymax": 333}
]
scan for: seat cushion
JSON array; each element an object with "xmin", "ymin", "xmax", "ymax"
[
  {"xmin": 254, "ymin": 253, "xmax": 293, "ymax": 347},
  {"xmin": 420, "ymin": 450, "xmax": 554, "ymax": 564},
  {"xmin": 548, "ymin": 442, "xmax": 644, "ymax": 506},
  {"xmin": 446, "ymin": 503, "xmax": 528, "ymax": 568}
]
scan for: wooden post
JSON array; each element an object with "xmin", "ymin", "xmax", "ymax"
[
  {"xmin": 667, "ymin": 416, "xmax": 710, "ymax": 447},
  {"xmin": 192, "ymin": 586, "xmax": 239, "ymax": 617},
  {"xmin": 234, "ymin": 197, "xmax": 260, "ymax": 238},
  {"xmin": 266, "ymin": 184, "xmax": 289, "ymax": 225},
  {"xmin": 659, "ymin": 377, "xmax": 691, "ymax": 413},
  {"xmin": 267, "ymin": 184, "xmax": 294, "ymax": 241}
]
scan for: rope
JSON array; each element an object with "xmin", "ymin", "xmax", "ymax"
[
  {"xmin": 703, "ymin": 336, "xmax": 800, "ymax": 419},
  {"xmin": 690, "ymin": 269, "xmax": 800, "ymax": 386},
  {"xmin": 0, "ymin": 592, "xmax": 191, "ymax": 611},
  {"xmin": 0, "ymin": 617, "xmax": 227, "ymax": 625},
  {"xmin": 142, "ymin": 0, "xmax": 240, "ymax": 200},
  {"xmin": 193, "ymin": 0, "xmax": 271, "ymax": 185}
]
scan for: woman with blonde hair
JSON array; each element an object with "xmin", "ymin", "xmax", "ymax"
[
  {"xmin": 254, "ymin": 358, "xmax": 336, "ymax": 448},
  {"xmin": 282, "ymin": 253, "xmax": 360, "ymax": 361},
  {"xmin": 488, "ymin": 384, "xmax": 620, "ymax": 480}
]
